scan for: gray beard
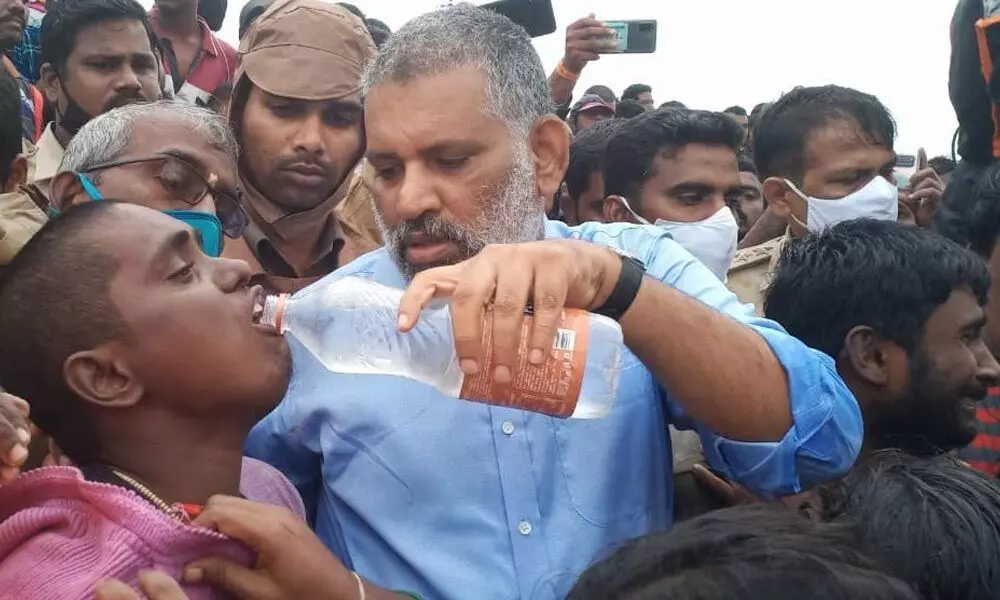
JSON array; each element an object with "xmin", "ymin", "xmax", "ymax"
[{"xmin": 376, "ymin": 144, "xmax": 545, "ymax": 280}]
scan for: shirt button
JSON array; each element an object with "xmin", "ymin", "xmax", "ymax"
[
  {"xmin": 518, "ymin": 520, "xmax": 533, "ymax": 536},
  {"xmin": 501, "ymin": 421, "xmax": 515, "ymax": 435}
]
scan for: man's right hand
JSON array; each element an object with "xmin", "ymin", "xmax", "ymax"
[
  {"xmin": 561, "ymin": 14, "xmax": 618, "ymax": 74},
  {"xmin": 0, "ymin": 392, "xmax": 30, "ymax": 483}
]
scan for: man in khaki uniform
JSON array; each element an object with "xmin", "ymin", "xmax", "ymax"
[{"xmin": 726, "ymin": 85, "xmax": 944, "ymax": 315}]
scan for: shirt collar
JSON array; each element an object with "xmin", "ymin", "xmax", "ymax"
[{"xmin": 149, "ymin": 8, "xmax": 218, "ymax": 58}]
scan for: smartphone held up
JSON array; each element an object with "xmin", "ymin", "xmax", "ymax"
[{"xmin": 601, "ymin": 20, "xmax": 658, "ymax": 54}]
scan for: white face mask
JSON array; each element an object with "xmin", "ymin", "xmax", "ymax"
[
  {"xmin": 784, "ymin": 176, "xmax": 899, "ymax": 233},
  {"xmin": 618, "ymin": 198, "xmax": 738, "ymax": 280}
]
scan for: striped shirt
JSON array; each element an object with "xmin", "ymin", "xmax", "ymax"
[{"xmin": 959, "ymin": 387, "xmax": 1000, "ymax": 477}]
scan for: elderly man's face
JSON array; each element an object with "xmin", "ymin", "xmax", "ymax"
[
  {"xmin": 54, "ymin": 113, "xmax": 238, "ymax": 218},
  {"xmin": 364, "ymin": 67, "xmax": 549, "ymax": 278}
]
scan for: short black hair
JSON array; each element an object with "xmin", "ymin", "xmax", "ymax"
[
  {"xmin": 738, "ymin": 154, "xmax": 757, "ymax": 175},
  {"xmin": 0, "ymin": 70, "xmax": 22, "ymax": 182},
  {"xmin": 584, "ymin": 84, "xmax": 616, "ymax": 105},
  {"xmin": 0, "ymin": 200, "xmax": 133, "ymax": 462},
  {"xmin": 615, "ymin": 99, "xmax": 645, "ymax": 119},
  {"xmin": 764, "ymin": 219, "xmax": 989, "ymax": 358},
  {"xmin": 197, "ymin": 0, "xmax": 226, "ymax": 31},
  {"xmin": 947, "ymin": 163, "xmax": 1000, "ymax": 259},
  {"xmin": 723, "ymin": 105, "xmax": 747, "ymax": 116},
  {"xmin": 335, "ymin": 2, "xmax": 364, "ymax": 19},
  {"xmin": 568, "ymin": 505, "xmax": 919, "ymax": 600},
  {"xmin": 565, "ymin": 118, "xmax": 623, "ymax": 201},
  {"xmin": 928, "ymin": 155, "xmax": 956, "ymax": 176},
  {"xmin": 365, "ymin": 18, "xmax": 390, "ymax": 47},
  {"xmin": 753, "ymin": 85, "xmax": 896, "ymax": 180},
  {"xmin": 621, "ymin": 83, "xmax": 651, "ymax": 101},
  {"xmin": 659, "ymin": 100, "xmax": 686, "ymax": 110},
  {"xmin": 41, "ymin": 0, "xmax": 157, "ymax": 73},
  {"xmin": 603, "ymin": 108, "xmax": 743, "ymax": 203},
  {"xmin": 820, "ymin": 450, "xmax": 1000, "ymax": 600}
]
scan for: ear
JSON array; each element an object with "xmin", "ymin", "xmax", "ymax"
[
  {"xmin": 842, "ymin": 325, "xmax": 891, "ymax": 387},
  {"xmin": 3, "ymin": 154, "xmax": 27, "ymax": 192},
  {"xmin": 50, "ymin": 170, "xmax": 87, "ymax": 211},
  {"xmin": 762, "ymin": 176, "xmax": 793, "ymax": 217},
  {"xmin": 529, "ymin": 115, "xmax": 571, "ymax": 202},
  {"xmin": 64, "ymin": 346, "xmax": 143, "ymax": 410},
  {"xmin": 39, "ymin": 63, "xmax": 61, "ymax": 106},
  {"xmin": 603, "ymin": 195, "xmax": 637, "ymax": 223}
]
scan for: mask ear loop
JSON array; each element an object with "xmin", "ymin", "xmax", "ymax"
[
  {"xmin": 614, "ymin": 196, "xmax": 652, "ymax": 225},
  {"xmin": 781, "ymin": 179, "xmax": 810, "ymax": 231}
]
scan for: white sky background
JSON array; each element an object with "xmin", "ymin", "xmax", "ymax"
[{"xmin": 167, "ymin": 0, "xmax": 961, "ymax": 158}]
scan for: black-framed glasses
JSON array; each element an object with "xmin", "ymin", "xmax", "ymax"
[{"xmin": 83, "ymin": 154, "xmax": 249, "ymax": 239}]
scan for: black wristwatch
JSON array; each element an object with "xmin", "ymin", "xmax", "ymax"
[{"xmin": 593, "ymin": 248, "xmax": 645, "ymax": 321}]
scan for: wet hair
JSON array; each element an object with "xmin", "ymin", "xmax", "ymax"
[
  {"xmin": 753, "ymin": 85, "xmax": 896, "ymax": 181},
  {"xmin": 0, "ymin": 201, "xmax": 133, "ymax": 462},
  {"xmin": 565, "ymin": 119, "xmax": 623, "ymax": 201},
  {"xmin": 41, "ymin": 0, "xmax": 157, "ymax": 74},
  {"xmin": 621, "ymin": 83, "xmax": 651, "ymax": 101},
  {"xmin": 723, "ymin": 105, "xmax": 747, "ymax": 117},
  {"xmin": 602, "ymin": 108, "xmax": 742, "ymax": 204},
  {"xmin": 659, "ymin": 100, "xmax": 687, "ymax": 110},
  {"xmin": 615, "ymin": 99, "xmax": 645, "ymax": 120},
  {"xmin": 567, "ymin": 505, "xmax": 919, "ymax": 600},
  {"xmin": 0, "ymin": 70, "xmax": 22, "ymax": 183},
  {"xmin": 585, "ymin": 84, "xmax": 617, "ymax": 105},
  {"xmin": 820, "ymin": 451, "xmax": 1000, "ymax": 600},
  {"xmin": 362, "ymin": 5, "xmax": 552, "ymax": 139},
  {"xmin": 738, "ymin": 154, "xmax": 758, "ymax": 175},
  {"xmin": 764, "ymin": 219, "xmax": 989, "ymax": 357}
]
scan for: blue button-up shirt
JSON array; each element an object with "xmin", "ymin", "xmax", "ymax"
[{"xmin": 246, "ymin": 219, "xmax": 862, "ymax": 600}]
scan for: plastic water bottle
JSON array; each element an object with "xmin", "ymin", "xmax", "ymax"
[{"xmin": 257, "ymin": 276, "xmax": 623, "ymax": 419}]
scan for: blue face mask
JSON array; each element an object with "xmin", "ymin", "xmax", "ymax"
[{"xmin": 72, "ymin": 172, "xmax": 224, "ymax": 257}]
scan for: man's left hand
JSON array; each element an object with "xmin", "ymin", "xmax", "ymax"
[
  {"xmin": 96, "ymin": 571, "xmax": 189, "ymax": 600},
  {"xmin": 397, "ymin": 240, "xmax": 623, "ymax": 384},
  {"xmin": 902, "ymin": 147, "xmax": 945, "ymax": 228}
]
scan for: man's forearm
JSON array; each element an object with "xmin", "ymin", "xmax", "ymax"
[
  {"xmin": 620, "ymin": 276, "xmax": 792, "ymax": 441},
  {"xmin": 548, "ymin": 70, "xmax": 576, "ymax": 108}
]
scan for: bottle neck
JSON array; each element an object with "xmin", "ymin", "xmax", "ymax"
[{"xmin": 260, "ymin": 294, "xmax": 288, "ymax": 332}]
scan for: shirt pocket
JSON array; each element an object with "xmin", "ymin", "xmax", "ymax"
[{"xmin": 551, "ymin": 353, "xmax": 659, "ymax": 527}]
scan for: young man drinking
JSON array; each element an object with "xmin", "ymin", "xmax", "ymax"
[{"xmin": 0, "ymin": 202, "xmax": 410, "ymax": 599}]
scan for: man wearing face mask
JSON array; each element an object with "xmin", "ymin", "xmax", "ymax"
[
  {"xmin": 601, "ymin": 108, "xmax": 743, "ymax": 282},
  {"xmin": 728, "ymin": 85, "xmax": 905, "ymax": 314},
  {"xmin": 32, "ymin": 0, "xmax": 161, "ymax": 184}
]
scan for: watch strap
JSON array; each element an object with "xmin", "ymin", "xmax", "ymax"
[{"xmin": 594, "ymin": 252, "xmax": 645, "ymax": 321}]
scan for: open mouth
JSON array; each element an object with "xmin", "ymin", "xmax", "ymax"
[{"xmin": 251, "ymin": 285, "xmax": 266, "ymax": 325}]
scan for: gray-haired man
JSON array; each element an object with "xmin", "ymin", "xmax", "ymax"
[{"xmin": 247, "ymin": 5, "xmax": 863, "ymax": 600}]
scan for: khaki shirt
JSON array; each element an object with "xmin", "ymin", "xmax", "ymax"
[
  {"xmin": 726, "ymin": 235, "xmax": 789, "ymax": 315},
  {"xmin": 26, "ymin": 124, "xmax": 65, "ymax": 184},
  {"xmin": 0, "ymin": 187, "xmax": 47, "ymax": 266}
]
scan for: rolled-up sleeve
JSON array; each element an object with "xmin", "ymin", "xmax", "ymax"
[{"xmin": 586, "ymin": 223, "xmax": 864, "ymax": 498}]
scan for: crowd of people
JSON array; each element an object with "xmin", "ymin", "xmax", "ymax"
[{"xmin": 0, "ymin": 0, "xmax": 997, "ymax": 599}]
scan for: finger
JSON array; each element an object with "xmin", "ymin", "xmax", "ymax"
[
  {"xmin": 451, "ymin": 257, "xmax": 497, "ymax": 377},
  {"xmin": 137, "ymin": 571, "xmax": 190, "ymax": 600},
  {"xmin": 908, "ymin": 168, "xmax": 941, "ymax": 189},
  {"xmin": 1, "ymin": 394, "xmax": 29, "ymax": 418},
  {"xmin": 396, "ymin": 265, "xmax": 463, "ymax": 332},
  {"xmin": 570, "ymin": 25, "xmax": 616, "ymax": 40},
  {"xmin": 489, "ymin": 257, "xmax": 533, "ymax": 384},
  {"xmin": 908, "ymin": 188, "xmax": 942, "ymax": 205},
  {"xmin": 95, "ymin": 579, "xmax": 142, "ymax": 600},
  {"xmin": 569, "ymin": 16, "xmax": 602, "ymax": 31},
  {"xmin": 193, "ymin": 496, "xmax": 276, "ymax": 548},
  {"xmin": 528, "ymin": 268, "xmax": 569, "ymax": 366},
  {"xmin": 567, "ymin": 51, "xmax": 601, "ymax": 63},
  {"xmin": 0, "ymin": 394, "xmax": 30, "ymax": 468},
  {"xmin": 917, "ymin": 147, "xmax": 928, "ymax": 170},
  {"xmin": 184, "ymin": 557, "xmax": 272, "ymax": 599},
  {"xmin": 0, "ymin": 465, "xmax": 19, "ymax": 483}
]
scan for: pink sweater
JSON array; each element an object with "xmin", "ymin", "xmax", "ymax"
[{"xmin": 0, "ymin": 459, "xmax": 305, "ymax": 600}]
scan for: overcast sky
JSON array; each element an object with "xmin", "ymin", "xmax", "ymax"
[{"xmin": 171, "ymin": 0, "xmax": 960, "ymax": 158}]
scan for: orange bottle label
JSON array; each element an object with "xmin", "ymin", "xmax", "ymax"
[{"xmin": 459, "ymin": 308, "xmax": 589, "ymax": 418}]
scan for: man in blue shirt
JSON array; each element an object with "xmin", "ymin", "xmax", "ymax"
[{"xmin": 245, "ymin": 6, "xmax": 864, "ymax": 600}]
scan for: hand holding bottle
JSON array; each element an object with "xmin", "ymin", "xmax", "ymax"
[{"xmin": 397, "ymin": 239, "xmax": 623, "ymax": 385}]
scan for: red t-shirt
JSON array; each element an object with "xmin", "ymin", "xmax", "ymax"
[{"xmin": 150, "ymin": 10, "xmax": 237, "ymax": 107}]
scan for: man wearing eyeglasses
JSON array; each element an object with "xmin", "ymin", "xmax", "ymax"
[
  {"xmin": 42, "ymin": 100, "xmax": 246, "ymax": 259},
  {"xmin": 222, "ymin": 0, "xmax": 382, "ymax": 293}
]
